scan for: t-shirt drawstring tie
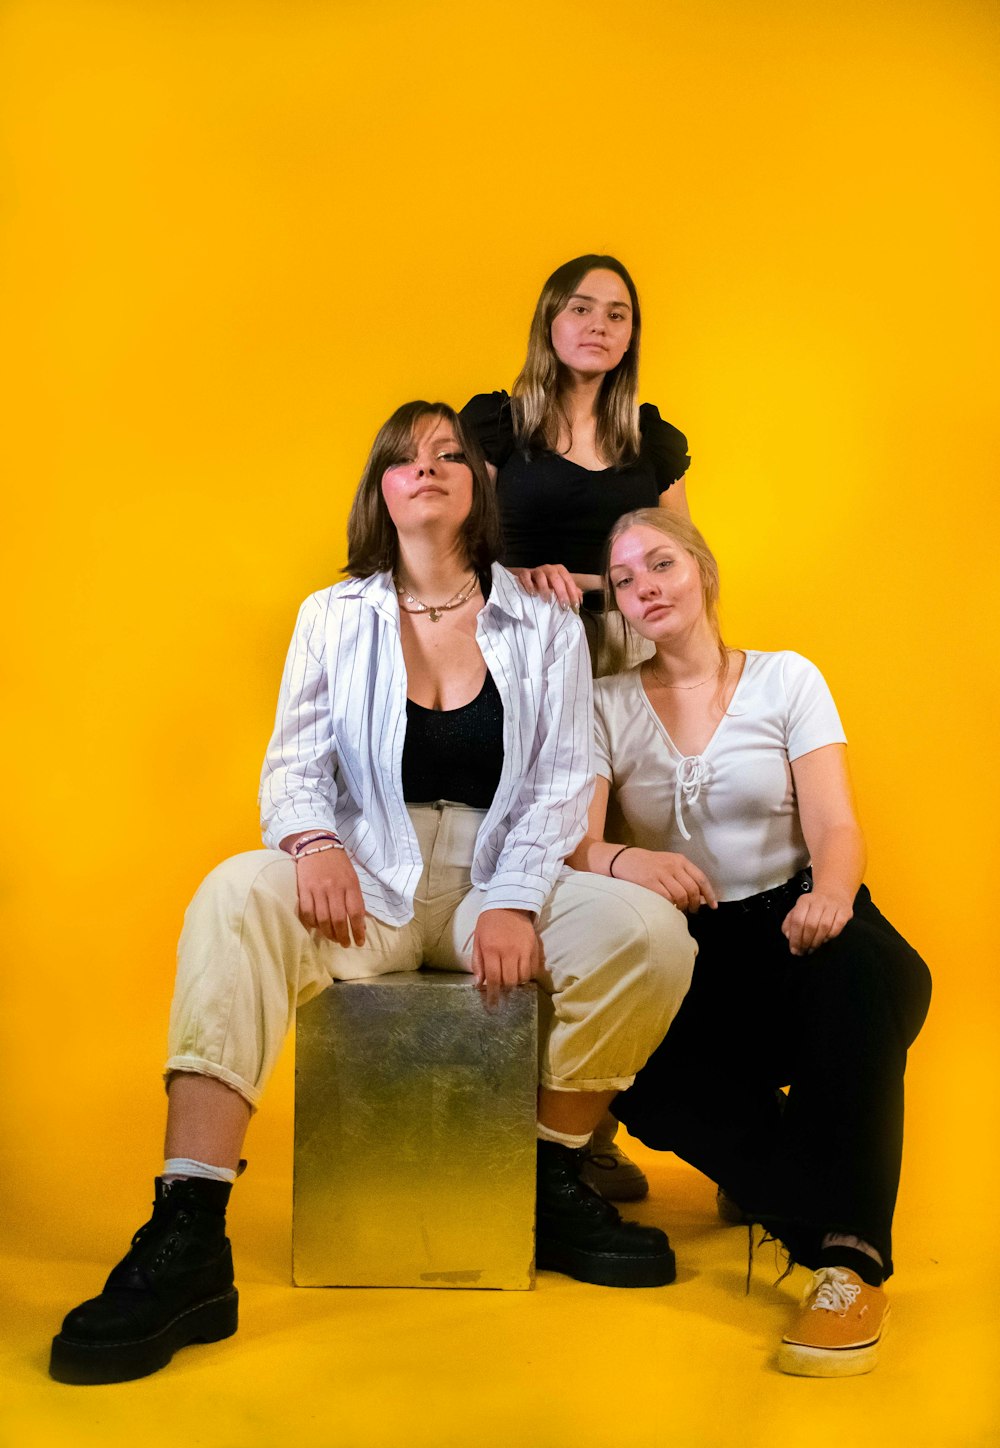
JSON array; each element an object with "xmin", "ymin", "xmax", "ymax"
[{"xmin": 674, "ymin": 755, "xmax": 709, "ymax": 841}]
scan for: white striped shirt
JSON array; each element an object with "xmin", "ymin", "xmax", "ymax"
[{"xmin": 259, "ymin": 564, "xmax": 595, "ymax": 923}]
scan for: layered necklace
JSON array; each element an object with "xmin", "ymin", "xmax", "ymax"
[{"xmin": 395, "ymin": 571, "xmax": 479, "ymax": 623}]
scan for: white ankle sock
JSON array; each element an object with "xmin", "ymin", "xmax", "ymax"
[
  {"xmin": 821, "ymin": 1231, "xmax": 884, "ymax": 1268},
  {"xmin": 162, "ymin": 1157, "xmax": 237, "ymax": 1185},
  {"xmin": 536, "ymin": 1123, "xmax": 592, "ymax": 1150}
]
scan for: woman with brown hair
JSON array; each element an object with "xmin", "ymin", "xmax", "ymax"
[
  {"xmin": 568, "ymin": 506, "xmax": 931, "ymax": 1377},
  {"xmin": 462, "ymin": 253, "xmax": 692, "ymax": 1195},
  {"xmin": 462, "ymin": 253, "xmax": 690, "ymax": 650},
  {"xmin": 49, "ymin": 405, "xmax": 697, "ymax": 1386}
]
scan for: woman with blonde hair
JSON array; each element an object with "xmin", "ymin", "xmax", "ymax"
[
  {"xmin": 49, "ymin": 408, "xmax": 697, "ymax": 1386},
  {"xmin": 568, "ymin": 506, "xmax": 931, "ymax": 1377},
  {"xmin": 463, "ymin": 253, "xmax": 691, "ymax": 1195}
]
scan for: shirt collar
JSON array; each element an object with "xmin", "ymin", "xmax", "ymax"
[
  {"xmin": 334, "ymin": 570, "xmax": 398, "ymax": 622},
  {"xmin": 482, "ymin": 563, "xmax": 526, "ymax": 621}
]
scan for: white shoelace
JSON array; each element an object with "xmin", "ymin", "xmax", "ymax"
[
  {"xmin": 805, "ymin": 1267, "xmax": 862, "ymax": 1314},
  {"xmin": 674, "ymin": 754, "xmax": 710, "ymax": 841}
]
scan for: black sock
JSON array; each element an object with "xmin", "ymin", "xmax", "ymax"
[{"xmin": 817, "ymin": 1244, "xmax": 884, "ymax": 1288}]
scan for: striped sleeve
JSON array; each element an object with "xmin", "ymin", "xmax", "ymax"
[
  {"xmin": 258, "ymin": 594, "xmax": 341, "ymax": 850},
  {"xmin": 481, "ymin": 605, "xmax": 595, "ymax": 913}
]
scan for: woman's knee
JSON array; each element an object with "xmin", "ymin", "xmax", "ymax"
[
  {"xmin": 648, "ymin": 896, "xmax": 698, "ymax": 987},
  {"xmin": 188, "ymin": 850, "xmax": 294, "ymax": 924},
  {"xmin": 800, "ymin": 916, "xmax": 931, "ymax": 1036},
  {"xmin": 543, "ymin": 875, "xmax": 696, "ymax": 1024},
  {"xmin": 603, "ymin": 888, "xmax": 697, "ymax": 1010}
]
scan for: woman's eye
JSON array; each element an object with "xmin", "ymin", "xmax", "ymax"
[
  {"xmin": 609, "ymin": 311, "xmax": 625, "ymax": 322},
  {"xmin": 613, "ymin": 576, "xmax": 632, "ymax": 590},
  {"xmin": 571, "ymin": 305, "xmax": 589, "ymax": 315},
  {"xmin": 438, "ymin": 451, "xmax": 466, "ymax": 463},
  {"xmin": 654, "ymin": 559, "xmax": 673, "ymax": 570}
]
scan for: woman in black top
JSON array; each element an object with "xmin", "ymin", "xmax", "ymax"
[
  {"xmin": 462, "ymin": 253, "xmax": 690, "ymax": 672},
  {"xmin": 462, "ymin": 254, "xmax": 690, "ymax": 1194}
]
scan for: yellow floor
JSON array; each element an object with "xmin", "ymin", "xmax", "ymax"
[{"xmin": 3, "ymin": 1116, "xmax": 997, "ymax": 1448}]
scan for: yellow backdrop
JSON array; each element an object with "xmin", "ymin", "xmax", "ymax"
[{"xmin": 2, "ymin": 0, "xmax": 997, "ymax": 1442}]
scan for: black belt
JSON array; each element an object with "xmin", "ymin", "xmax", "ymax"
[{"xmin": 716, "ymin": 868, "xmax": 813, "ymax": 916}]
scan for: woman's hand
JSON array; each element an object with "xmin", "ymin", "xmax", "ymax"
[
  {"xmin": 295, "ymin": 848, "xmax": 367, "ymax": 948},
  {"xmin": 472, "ymin": 908, "xmax": 543, "ymax": 1009},
  {"xmin": 781, "ymin": 890, "xmax": 853, "ymax": 956},
  {"xmin": 613, "ymin": 847, "xmax": 717, "ymax": 913},
  {"xmin": 510, "ymin": 565, "xmax": 585, "ymax": 610}
]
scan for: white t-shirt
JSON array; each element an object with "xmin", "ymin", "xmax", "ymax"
[{"xmin": 593, "ymin": 651, "xmax": 847, "ymax": 902}]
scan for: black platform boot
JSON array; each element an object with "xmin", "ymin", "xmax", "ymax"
[
  {"xmin": 535, "ymin": 1141, "xmax": 676, "ymax": 1287},
  {"xmin": 50, "ymin": 1177, "xmax": 238, "ymax": 1385}
]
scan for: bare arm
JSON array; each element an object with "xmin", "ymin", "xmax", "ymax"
[
  {"xmin": 567, "ymin": 776, "xmax": 616, "ymax": 872},
  {"xmin": 782, "ymin": 743, "xmax": 866, "ymax": 955},
  {"xmin": 568, "ymin": 777, "xmax": 717, "ymax": 912}
]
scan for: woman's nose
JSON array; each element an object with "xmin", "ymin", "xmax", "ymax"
[{"xmin": 415, "ymin": 460, "xmax": 436, "ymax": 477}]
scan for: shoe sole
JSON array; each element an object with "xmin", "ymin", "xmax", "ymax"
[
  {"xmin": 536, "ymin": 1242, "xmax": 675, "ymax": 1288},
  {"xmin": 777, "ymin": 1310, "xmax": 887, "ymax": 1379},
  {"xmin": 49, "ymin": 1288, "xmax": 239, "ymax": 1385}
]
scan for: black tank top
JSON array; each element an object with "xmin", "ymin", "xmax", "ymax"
[{"xmin": 401, "ymin": 670, "xmax": 505, "ymax": 808}]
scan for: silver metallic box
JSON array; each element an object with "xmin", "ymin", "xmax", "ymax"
[{"xmin": 293, "ymin": 972, "xmax": 538, "ymax": 1290}]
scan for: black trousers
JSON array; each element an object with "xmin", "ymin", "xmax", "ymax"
[{"xmin": 613, "ymin": 878, "xmax": 932, "ymax": 1277}]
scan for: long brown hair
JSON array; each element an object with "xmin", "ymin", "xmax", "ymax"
[
  {"xmin": 346, "ymin": 402, "xmax": 501, "ymax": 578},
  {"xmin": 511, "ymin": 254, "xmax": 642, "ymax": 467},
  {"xmin": 603, "ymin": 508, "xmax": 729, "ymax": 678}
]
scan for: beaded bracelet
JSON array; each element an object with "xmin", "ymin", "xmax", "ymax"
[
  {"xmin": 295, "ymin": 840, "xmax": 344, "ymax": 859},
  {"xmin": 608, "ymin": 845, "xmax": 632, "ymax": 878},
  {"xmin": 290, "ymin": 831, "xmax": 342, "ymax": 858}
]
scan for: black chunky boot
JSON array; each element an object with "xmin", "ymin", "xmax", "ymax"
[
  {"xmin": 50, "ymin": 1177, "xmax": 238, "ymax": 1385},
  {"xmin": 535, "ymin": 1141, "xmax": 676, "ymax": 1287}
]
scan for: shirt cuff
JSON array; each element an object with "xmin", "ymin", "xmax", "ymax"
[
  {"xmin": 262, "ymin": 815, "xmax": 340, "ymax": 852},
  {"xmin": 480, "ymin": 871, "xmax": 552, "ymax": 916}
]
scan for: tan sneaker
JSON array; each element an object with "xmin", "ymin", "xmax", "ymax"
[
  {"xmin": 580, "ymin": 1116, "xmax": 649, "ymax": 1202},
  {"xmin": 778, "ymin": 1266, "xmax": 888, "ymax": 1378}
]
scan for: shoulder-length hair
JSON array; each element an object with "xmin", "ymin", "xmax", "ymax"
[
  {"xmin": 346, "ymin": 401, "xmax": 501, "ymax": 578},
  {"xmin": 511, "ymin": 254, "xmax": 642, "ymax": 467},
  {"xmin": 603, "ymin": 508, "xmax": 729, "ymax": 681}
]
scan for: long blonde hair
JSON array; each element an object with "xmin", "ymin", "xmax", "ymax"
[
  {"xmin": 510, "ymin": 254, "xmax": 642, "ymax": 466},
  {"xmin": 603, "ymin": 508, "xmax": 730, "ymax": 679}
]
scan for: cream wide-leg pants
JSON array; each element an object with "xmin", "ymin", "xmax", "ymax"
[{"xmin": 166, "ymin": 804, "xmax": 696, "ymax": 1109}]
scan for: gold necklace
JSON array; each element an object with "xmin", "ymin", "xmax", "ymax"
[
  {"xmin": 395, "ymin": 572, "xmax": 478, "ymax": 622},
  {"xmin": 647, "ymin": 658, "xmax": 722, "ymax": 690}
]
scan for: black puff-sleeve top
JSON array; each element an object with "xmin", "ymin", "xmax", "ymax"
[{"xmin": 460, "ymin": 391, "xmax": 690, "ymax": 577}]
